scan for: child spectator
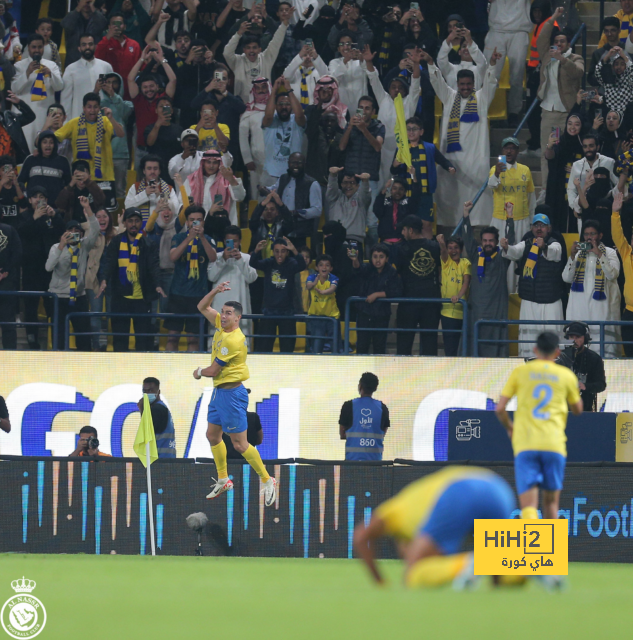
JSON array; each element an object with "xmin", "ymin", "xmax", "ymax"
[
  {"xmin": 349, "ymin": 243, "xmax": 402, "ymax": 354},
  {"xmin": 306, "ymin": 254, "xmax": 341, "ymax": 353},
  {"xmin": 437, "ymin": 233, "xmax": 471, "ymax": 356},
  {"xmin": 36, "ymin": 18, "xmax": 62, "ymax": 68},
  {"xmin": 327, "ymin": 167, "xmax": 372, "ymax": 247}
]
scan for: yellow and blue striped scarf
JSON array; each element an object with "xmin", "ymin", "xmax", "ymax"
[
  {"xmin": 300, "ymin": 66, "xmax": 313, "ymax": 105},
  {"xmin": 136, "ymin": 179, "xmax": 172, "ymax": 222},
  {"xmin": 407, "ymin": 143, "xmax": 428, "ymax": 196},
  {"xmin": 522, "ymin": 241, "xmax": 540, "ymax": 280},
  {"xmin": 69, "ymin": 244, "xmax": 79, "ymax": 305},
  {"xmin": 31, "ymin": 67, "xmax": 47, "ymax": 102},
  {"xmin": 446, "ymin": 91, "xmax": 478, "ymax": 153},
  {"xmin": 76, "ymin": 113, "xmax": 105, "ymax": 179},
  {"xmin": 477, "ymin": 247, "xmax": 497, "ymax": 282},
  {"xmin": 571, "ymin": 245, "xmax": 607, "ymax": 300},
  {"xmin": 118, "ymin": 237, "xmax": 139, "ymax": 285},
  {"xmin": 186, "ymin": 237, "xmax": 199, "ymax": 279},
  {"xmin": 378, "ymin": 29, "xmax": 392, "ymax": 73}
]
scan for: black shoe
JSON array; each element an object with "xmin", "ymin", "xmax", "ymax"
[{"xmin": 507, "ymin": 113, "xmax": 520, "ymax": 129}]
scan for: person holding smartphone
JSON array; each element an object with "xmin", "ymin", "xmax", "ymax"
[{"xmin": 145, "ymin": 96, "xmax": 183, "ymax": 183}]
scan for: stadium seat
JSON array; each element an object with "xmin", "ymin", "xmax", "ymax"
[
  {"xmin": 563, "ymin": 232, "xmax": 579, "ymax": 256},
  {"xmin": 240, "ymin": 227, "xmax": 252, "ymax": 252}
]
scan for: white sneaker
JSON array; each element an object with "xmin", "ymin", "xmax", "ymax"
[
  {"xmin": 206, "ymin": 477, "xmax": 233, "ymax": 500},
  {"xmin": 535, "ymin": 575, "xmax": 566, "ymax": 592},
  {"xmin": 261, "ymin": 477, "xmax": 277, "ymax": 507},
  {"xmin": 452, "ymin": 553, "xmax": 480, "ymax": 591}
]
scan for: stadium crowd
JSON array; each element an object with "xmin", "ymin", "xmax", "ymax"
[{"xmin": 0, "ymin": 0, "xmax": 633, "ymax": 357}]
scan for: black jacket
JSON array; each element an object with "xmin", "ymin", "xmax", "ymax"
[
  {"xmin": 105, "ymin": 233, "xmax": 160, "ymax": 302},
  {"xmin": 516, "ymin": 232, "xmax": 568, "ymax": 304},
  {"xmin": 0, "ymin": 100, "xmax": 36, "ymax": 164},
  {"xmin": 17, "ymin": 207, "xmax": 65, "ymax": 272},
  {"xmin": 373, "ymin": 194, "xmax": 415, "ymax": 241},
  {"xmin": 249, "ymin": 252, "xmax": 306, "ymax": 312},
  {"xmin": 354, "ymin": 263, "xmax": 403, "ymax": 317},
  {"xmin": 562, "ymin": 345, "xmax": 606, "ymax": 411},
  {"xmin": 248, "ymin": 204, "xmax": 294, "ymax": 252},
  {"xmin": 0, "ymin": 222, "xmax": 22, "ymax": 290}
]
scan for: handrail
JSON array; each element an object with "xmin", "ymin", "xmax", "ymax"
[
  {"xmin": 343, "ymin": 296, "xmax": 468, "ymax": 356},
  {"xmin": 451, "ymin": 22, "xmax": 587, "ymax": 238},
  {"xmin": 0, "ymin": 291, "xmax": 59, "ymax": 349},
  {"xmin": 474, "ymin": 318, "xmax": 633, "ymax": 358}
]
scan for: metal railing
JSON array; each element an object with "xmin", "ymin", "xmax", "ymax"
[
  {"xmin": 474, "ymin": 318, "xmax": 633, "ymax": 358},
  {"xmin": 343, "ymin": 297, "xmax": 468, "ymax": 356},
  {"xmin": 65, "ymin": 312, "xmax": 339, "ymax": 354},
  {"xmin": 0, "ymin": 291, "xmax": 59, "ymax": 347}
]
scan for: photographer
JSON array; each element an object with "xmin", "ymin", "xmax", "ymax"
[
  {"xmin": 562, "ymin": 322, "xmax": 607, "ymax": 412},
  {"xmin": 69, "ymin": 426, "xmax": 112, "ymax": 456}
]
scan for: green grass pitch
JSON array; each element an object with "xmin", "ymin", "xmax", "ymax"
[{"xmin": 0, "ymin": 555, "xmax": 630, "ymax": 639}]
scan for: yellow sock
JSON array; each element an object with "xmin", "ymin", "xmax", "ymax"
[
  {"xmin": 405, "ymin": 553, "xmax": 468, "ymax": 588},
  {"xmin": 211, "ymin": 441, "xmax": 228, "ymax": 479},
  {"xmin": 521, "ymin": 507, "xmax": 538, "ymax": 520},
  {"xmin": 242, "ymin": 444, "xmax": 270, "ymax": 482}
]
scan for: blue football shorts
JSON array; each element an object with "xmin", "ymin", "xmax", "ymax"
[
  {"xmin": 514, "ymin": 450, "xmax": 566, "ymax": 495},
  {"xmin": 207, "ymin": 384, "xmax": 248, "ymax": 433}
]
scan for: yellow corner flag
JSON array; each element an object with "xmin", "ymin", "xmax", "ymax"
[
  {"xmin": 133, "ymin": 394, "xmax": 158, "ymax": 467},
  {"xmin": 394, "ymin": 93, "xmax": 412, "ymax": 168}
]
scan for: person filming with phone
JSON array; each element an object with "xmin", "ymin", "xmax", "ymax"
[{"xmin": 145, "ymin": 96, "xmax": 183, "ymax": 183}]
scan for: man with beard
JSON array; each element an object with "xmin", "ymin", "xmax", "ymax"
[
  {"xmin": 327, "ymin": 167, "xmax": 370, "ymax": 248},
  {"xmin": 169, "ymin": 129, "xmax": 203, "ymax": 182},
  {"xmin": 463, "ymin": 200, "xmax": 514, "ymax": 357},
  {"xmin": 62, "ymin": 0, "xmax": 108, "ymax": 66},
  {"xmin": 125, "ymin": 154, "xmax": 180, "ymax": 222},
  {"xmin": 567, "ymin": 133, "xmax": 619, "ymax": 223},
  {"xmin": 501, "ymin": 213, "xmax": 566, "ymax": 357},
  {"xmin": 95, "ymin": 13, "xmax": 142, "ymax": 100},
  {"xmin": 61, "ymin": 34, "xmax": 113, "ymax": 120},
  {"xmin": 269, "ymin": 153, "xmax": 321, "ymax": 247},
  {"xmin": 437, "ymin": 25, "xmax": 488, "ymax": 91}
]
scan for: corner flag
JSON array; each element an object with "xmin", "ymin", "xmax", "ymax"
[
  {"xmin": 394, "ymin": 93, "xmax": 412, "ymax": 168},
  {"xmin": 134, "ymin": 394, "xmax": 158, "ymax": 467}
]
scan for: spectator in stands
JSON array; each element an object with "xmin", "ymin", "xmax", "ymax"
[
  {"xmin": 349, "ymin": 243, "xmax": 402, "ymax": 355},
  {"xmin": 56, "ymin": 160, "xmax": 106, "ymax": 223},
  {"xmin": 501, "ymin": 212, "xmax": 566, "ymax": 357},
  {"xmin": 437, "ymin": 233, "xmax": 470, "ymax": 357},
  {"xmin": 327, "ymin": 167, "xmax": 371, "ymax": 248},
  {"xmin": 169, "ymin": 129, "xmax": 203, "ymax": 182},
  {"xmin": 168, "ymin": 29, "xmax": 193, "ymax": 70},
  {"xmin": 207, "ymin": 225, "xmax": 257, "ymax": 338},
  {"xmin": 61, "ymin": 34, "xmax": 114, "ymax": 121},
  {"xmin": 462, "ymin": 200, "xmax": 513, "ymax": 357},
  {"xmin": 104, "ymin": 207, "xmax": 165, "ymax": 352},
  {"xmin": 589, "ymin": 17, "xmax": 623, "ymax": 87},
  {"xmin": 483, "ymin": 0, "xmax": 532, "ymax": 128},
  {"xmin": 611, "ymin": 190, "xmax": 633, "ymax": 356},
  {"xmin": 0, "ymin": 91, "xmax": 35, "ymax": 165},
  {"xmin": 328, "ymin": 31, "xmax": 368, "ymax": 111},
  {"xmin": 17, "ymin": 186, "xmax": 65, "ymax": 350},
  {"xmin": 394, "ymin": 215, "xmax": 441, "ymax": 356},
  {"xmin": 261, "ymin": 79, "xmax": 307, "ymax": 187},
  {"xmin": 488, "ymin": 137, "xmax": 536, "ymax": 242},
  {"xmin": 19, "ymin": 132, "xmax": 71, "ymax": 207},
  {"xmin": 12, "ymin": 35, "xmax": 63, "ymax": 153},
  {"xmin": 214, "ymin": 0, "xmax": 248, "ymax": 45},
  {"xmin": 574, "ymin": 167, "xmax": 622, "ymax": 238},
  {"xmin": 45, "ymin": 197, "xmax": 100, "ymax": 351},
  {"xmin": 563, "ymin": 219, "xmax": 621, "ymax": 358},
  {"xmin": 182, "ymin": 150, "xmax": 246, "ymax": 226},
  {"xmin": 112, "ymin": 0, "xmax": 151, "ymax": 45},
  {"xmin": 594, "ymin": 46, "xmax": 633, "ymax": 115},
  {"xmin": 400, "ymin": 6, "xmax": 439, "ymax": 59},
  {"xmin": 249, "ymin": 237, "xmax": 305, "ymax": 353},
  {"xmin": 62, "ymin": 0, "xmax": 108, "ymax": 67},
  {"xmin": 145, "ymin": 0, "xmax": 198, "ymax": 51},
  {"xmin": 137, "ymin": 377, "xmax": 176, "ymax": 457},
  {"xmin": 0, "ymin": 157, "xmax": 26, "ymax": 229},
  {"xmin": 68, "ymin": 426, "xmax": 112, "ymax": 456},
  {"xmin": 597, "ymin": 0, "xmax": 633, "ymax": 48},
  {"xmin": 437, "ymin": 25, "xmax": 487, "ymax": 91},
  {"xmin": 327, "ymin": 2, "xmax": 374, "ymax": 57},
  {"xmin": 190, "ymin": 99, "xmax": 229, "ymax": 153},
  {"xmin": 425, "ymin": 48, "xmax": 500, "ymax": 227},
  {"xmin": 339, "ymin": 371, "xmax": 390, "ymax": 461},
  {"xmin": 224, "ymin": 16, "xmax": 290, "ymax": 103},
  {"xmin": 283, "ymin": 43, "xmax": 328, "ymax": 104},
  {"xmin": 305, "ymin": 254, "xmax": 341, "ymax": 353},
  {"xmin": 322, "ymin": 219, "xmax": 359, "ymax": 321},
  {"xmin": 373, "ymin": 178, "xmax": 414, "ymax": 259},
  {"xmin": 165, "ymin": 206, "xmax": 216, "ymax": 351},
  {"xmin": 36, "ymin": 18, "xmax": 62, "ymax": 68},
  {"xmin": 95, "ymin": 12, "xmax": 142, "ymax": 101},
  {"xmin": 372, "ymin": 5, "xmax": 404, "ymax": 76},
  {"xmin": 364, "ymin": 46, "xmax": 421, "ymax": 187},
  {"xmin": 144, "ymin": 199, "xmax": 176, "ymax": 297},
  {"xmin": 295, "ymin": 245, "xmax": 314, "ymax": 315},
  {"xmin": 305, "ymin": 111, "xmax": 345, "ymax": 193},
  {"xmin": 248, "ymin": 192, "xmax": 294, "ymax": 252},
  {"xmin": 145, "ymin": 96, "xmax": 182, "ymax": 183},
  {"xmin": 125, "ymin": 154, "xmax": 180, "ymax": 223},
  {"xmin": 0, "ymin": 211, "xmax": 21, "ymax": 350},
  {"xmin": 41, "ymin": 104, "xmax": 73, "ymax": 165},
  {"xmin": 55, "ymin": 93, "xmax": 125, "ymax": 212}
]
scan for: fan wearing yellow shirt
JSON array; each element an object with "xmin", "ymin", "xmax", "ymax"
[
  {"xmin": 193, "ymin": 281, "xmax": 277, "ymax": 506},
  {"xmin": 192, "ymin": 99, "xmax": 230, "ymax": 153},
  {"xmin": 496, "ymin": 331, "xmax": 583, "ymax": 522},
  {"xmin": 353, "ymin": 466, "xmax": 516, "ymax": 589}
]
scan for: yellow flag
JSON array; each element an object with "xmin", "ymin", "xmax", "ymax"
[
  {"xmin": 133, "ymin": 394, "xmax": 158, "ymax": 467},
  {"xmin": 394, "ymin": 93, "xmax": 412, "ymax": 168}
]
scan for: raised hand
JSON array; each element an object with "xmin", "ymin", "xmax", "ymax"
[
  {"xmin": 613, "ymin": 189, "xmax": 623, "ymax": 212},
  {"xmin": 463, "ymin": 201, "xmax": 473, "ymax": 218},
  {"xmin": 490, "ymin": 47, "xmax": 502, "ymax": 66},
  {"xmin": 329, "ymin": 166, "xmax": 344, "ymax": 175}
]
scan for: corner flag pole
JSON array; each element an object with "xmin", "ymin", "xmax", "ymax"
[{"xmin": 146, "ymin": 442, "xmax": 156, "ymax": 556}]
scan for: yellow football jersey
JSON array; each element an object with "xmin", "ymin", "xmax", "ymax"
[
  {"xmin": 375, "ymin": 466, "xmax": 495, "ymax": 541},
  {"xmin": 211, "ymin": 314, "xmax": 249, "ymax": 386},
  {"xmin": 501, "ymin": 359, "xmax": 581, "ymax": 457}
]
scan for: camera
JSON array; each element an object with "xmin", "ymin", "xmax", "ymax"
[
  {"xmin": 87, "ymin": 436, "xmax": 99, "ymax": 450},
  {"xmin": 579, "ymin": 241, "xmax": 593, "ymax": 251}
]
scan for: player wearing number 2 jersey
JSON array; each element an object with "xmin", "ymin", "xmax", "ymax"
[{"xmin": 496, "ymin": 332, "xmax": 583, "ymax": 522}]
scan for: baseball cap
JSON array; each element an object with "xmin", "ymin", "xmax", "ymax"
[
  {"xmin": 181, "ymin": 129, "xmax": 199, "ymax": 142},
  {"xmin": 532, "ymin": 213, "xmax": 550, "ymax": 225},
  {"xmin": 566, "ymin": 321, "xmax": 588, "ymax": 337},
  {"xmin": 29, "ymin": 185, "xmax": 48, "ymax": 199},
  {"xmin": 66, "ymin": 220, "xmax": 82, "ymax": 230},
  {"xmin": 501, "ymin": 136, "xmax": 520, "ymax": 148},
  {"xmin": 123, "ymin": 207, "xmax": 143, "ymax": 221}
]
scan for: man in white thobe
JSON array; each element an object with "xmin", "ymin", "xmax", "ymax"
[{"xmin": 425, "ymin": 48, "xmax": 500, "ymax": 226}]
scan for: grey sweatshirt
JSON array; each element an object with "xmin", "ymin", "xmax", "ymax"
[{"xmin": 326, "ymin": 174, "xmax": 371, "ymax": 243}]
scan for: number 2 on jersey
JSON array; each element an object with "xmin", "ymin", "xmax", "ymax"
[{"xmin": 532, "ymin": 384, "xmax": 553, "ymax": 420}]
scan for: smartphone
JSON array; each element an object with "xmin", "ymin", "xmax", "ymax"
[
  {"xmin": 305, "ymin": 38, "xmax": 313, "ymax": 48},
  {"xmin": 351, "ymin": 43, "xmax": 360, "ymax": 50},
  {"xmin": 305, "ymin": 4, "xmax": 314, "ymax": 17},
  {"xmin": 349, "ymin": 241, "xmax": 358, "ymax": 258},
  {"xmin": 192, "ymin": 220, "xmax": 201, "ymax": 227},
  {"xmin": 456, "ymin": 22, "xmax": 464, "ymax": 29},
  {"xmin": 410, "ymin": 2, "xmax": 419, "ymax": 10},
  {"xmin": 71, "ymin": 232, "xmax": 81, "ymax": 243},
  {"xmin": 595, "ymin": 110, "xmax": 603, "ymax": 120},
  {"xmin": 225, "ymin": 238, "xmax": 234, "ymax": 250},
  {"xmin": 148, "ymin": 48, "xmax": 157, "ymax": 53},
  {"xmin": 356, "ymin": 108, "xmax": 364, "ymax": 117},
  {"xmin": 149, "ymin": 179, "xmax": 157, "ymax": 186},
  {"xmin": 99, "ymin": 74, "xmax": 106, "ymax": 83},
  {"xmin": 3, "ymin": 164, "xmax": 12, "ymax": 174},
  {"xmin": 214, "ymin": 71, "xmax": 224, "ymax": 80},
  {"xmin": 582, "ymin": 90, "xmax": 596, "ymax": 101},
  {"xmin": 100, "ymin": 108, "xmax": 106, "ymax": 115},
  {"xmin": 551, "ymin": 126, "xmax": 560, "ymax": 139},
  {"xmin": 214, "ymin": 194, "xmax": 224, "ymax": 205},
  {"xmin": 498, "ymin": 155, "xmax": 506, "ymax": 165},
  {"xmin": 550, "ymin": 46, "xmax": 557, "ymax": 53},
  {"xmin": 162, "ymin": 105, "xmax": 172, "ymax": 115}
]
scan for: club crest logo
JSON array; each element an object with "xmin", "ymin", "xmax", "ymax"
[{"xmin": 1, "ymin": 578, "xmax": 47, "ymax": 639}]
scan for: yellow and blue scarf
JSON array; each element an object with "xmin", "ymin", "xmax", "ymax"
[
  {"xmin": 446, "ymin": 91, "xmax": 478, "ymax": 153},
  {"xmin": 300, "ymin": 66, "xmax": 313, "ymax": 105},
  {"xmin": 407, "ymin": 143, "xmax": 428, "ymax": 196},
  {"xmin": 69, "ymin": 244, "xmax": 79, "ymax": 305},
  {"xmin": 378, "ymin": 28, "xmax": 392, "ymax": 73},
  {"xmin": 135, "ymin": 179, "xmax": 172, "ymax": 222},
  {"xmin": 76, "ymin": 113, "xmax": 105, "ymax": 179},
  {"xmin": 186, "ymin": 237, "xmax": 199, "ymax": 279},
  {"xmin": 522, "ymin": 241, "xmax": 540, "ymax": 280},
  {"xmin": 477, "ymin": 247, "xmax": 497, "ymax": 282},
  {"xmin": 118, "ymin": 237, "xmax": 139, "ymax": 286},
  {"xmin": 571, "ymin": 245, "xmax": 607, "ymax": 300},
  {"xmin": 31, "ymin": 66, "xmax": 47, "ymax": 101}
]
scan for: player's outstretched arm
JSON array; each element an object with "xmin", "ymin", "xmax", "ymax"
[
  {"xmin": 197, "ymin": 281, "xmax": 231, "ymax": 323},
  {"xmin": 569, "ymin": 399, "xmax": 584, "ymax": 416},
  {"xmin": 495, "ymin": 395, "xmax": 513, "ymax": 438},
  {"xmin": 353, "ymin": 516, "xmax": 387, "ymax": 584}
]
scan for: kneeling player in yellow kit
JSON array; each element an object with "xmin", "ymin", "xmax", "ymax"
[
  {"xmin": 353, "ymin": 466, "xmax": 516, "ymax": 589},
  {"xmin": 193, "ymin": 281, "xmax": 277, "ymax": 506}
]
